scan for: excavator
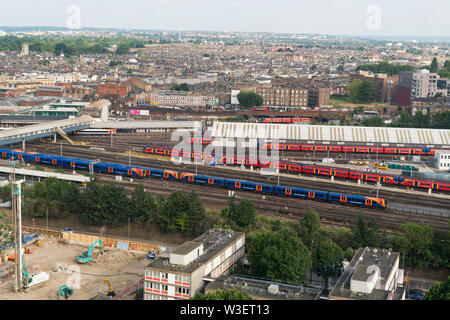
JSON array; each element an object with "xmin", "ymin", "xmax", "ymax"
[
  {"xmin": 77, "ymin": 238, "xmax": 103, "ymax": 264},
  {"xmin": 104, "ymin": 279, "xmax": 116, "ymax": 297},
  {"xmin": 58, "ymin": 285, "xmax": 74, "ymax": 300}
]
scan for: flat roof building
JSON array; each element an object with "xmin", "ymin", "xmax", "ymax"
[
  {"xmin": 329, "ymin": 247, "xmax": 405, "ymax": 300},
  {"xmin": 144, "ymin": 229, "xmax": 245, "ymax": 300}
]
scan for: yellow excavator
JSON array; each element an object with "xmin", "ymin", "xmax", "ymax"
[{"xmin": 104, "ymin": 279, "xmax": 116, "ymax": 297}]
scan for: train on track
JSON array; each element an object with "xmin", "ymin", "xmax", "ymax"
[
  {"xmin": 143, "ymin": 145, "xmax": 450, "ymax": 193},
  {"xmin": 0, "ymin": 148, "xmax": 386, "ymax": 210},
  {"xmin": 74, "ymin": 129, "xmax": 117, "ymax": 136},
  {"xmin": 189, "ymin": 140, "xmax": 444, "ymax": 156},
  {"xmin": 260, "ymin": 143, "xmax": 442, "ymax": 156},
  {"xmin": 261, "ymin": 118, "xmax": 311, "ymax": 123}
]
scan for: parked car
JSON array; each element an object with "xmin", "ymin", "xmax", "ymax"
[
  {"xmin": 59, "ymin": 228, "xmax": 74, "ymax": 233},
  {"xmin": 407, "ymin": 289, "xmax": 424, "ymax": 300}
]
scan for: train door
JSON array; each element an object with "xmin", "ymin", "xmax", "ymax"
[
  {"xmin": 285, "ymin": 188, "xmax": 292, "ymax": 196},
  {"xmin": 308, "ymin": 192, "xmax": 315, "ymax": 199},
  {"xmin": 340, "ymin": 196, "xmax": 347, "ymax": 203},
  {"xmin": 365, "ymin": 199, "xmax": 372, "ymax": 206}
]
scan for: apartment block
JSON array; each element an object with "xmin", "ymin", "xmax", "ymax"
[
  {"xmin": 144, "ymin": 229, "xmax": 245, "ymax": 301},
  {"xmin": 152, "ymin": 91, "xmax": 216, "ymax": 107},
  {"xmin": 398, "ymin": 70, "xmax": 444, "ymax": 106},
  {"xmin": 350, "ymin": 70, "xmax": 398, "ymax": 103}
]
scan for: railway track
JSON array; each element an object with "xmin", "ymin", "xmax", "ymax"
[
  {"xmin": 95, "ymin": 172, "xmax": 449, "ymax": 233},
  {"xmin": 9, "ymin": 140, "xmax": 448, "ymax": 232},
  {"xmin": 25, "ymin": 141, "xmax": 450, "ymax": 210}
]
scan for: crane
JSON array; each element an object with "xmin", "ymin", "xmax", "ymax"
[
  {"xmin": 77, "ymin": 238, "xmax": 103, "ymax": 264},
  {"xmin": 21, "ymin": 258, "xmax": 49, "ymax": 290}
]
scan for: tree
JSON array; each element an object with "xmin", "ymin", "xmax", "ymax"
[
  {"xmin": 348, "ymin": 79, "xmax": 363, "ymax": 101},
  {"xmin": 351, "ymin": 212, "xmax": 379, "ymax": 248},
  {"xmin": 223, "ymin": 197, "xmax": 256, "ymax": 228},
  {"xmin": 192, "ymin": 289, "xmax": 253, "ymax": 300},
  {"xmin": 424, "ymin": 277, "xmax": 450, "ymax": 300},
  {"xmin": 358, "ymin": 81, "xmax": 375, "ymax": 103},
  {"xmin": 116, "ymin": 42, "xmax": 130, "ymax": 55},
  {"xmin": 312, "ymin": 239, "xmax": 344, "ymax": 292},
  {"xmin": 130, "ymin": 184, "xmax": 156, "ymax": 224},
  {"xmin": 246, "ymin": 230, "xmax": 311, "ymax": 283},
  {"xmin": 171, "ymin": 83, "xmax": 190, "ymax": 91},
  {"xmin": 362, "ymin": 116, "xmax": 385, "ymax": 127},
  {"xmin": 237, "ymin": 91, "xmax": 264, "ymax": 108},
  {"xmin": 0, "ymin": 211, "xmax": 13, "ymax": 248},
  {"xmin": 430, "ymin": 57, "xmax": 439, "ymax": 73},
  {"xmin": 298, "ymin": 209, "xmax": 321, "ymax": 250},
  {"xmin": 393, "ymin": 223, "xmax": 434, "ymax": 267}
]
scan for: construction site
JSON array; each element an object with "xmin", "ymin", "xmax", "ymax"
[{"xmin": 0, "ymin": 233, "xmax": 150, "ymax": 300}]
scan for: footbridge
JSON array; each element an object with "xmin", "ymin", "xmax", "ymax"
[{"xmin": 0, "ymin": 115, "xmax": 95, "ymax": 146}]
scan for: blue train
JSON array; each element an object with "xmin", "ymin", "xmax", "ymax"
[{"xmin": 0, "ymin": 148, "xmax": 387, "ymax": 209}]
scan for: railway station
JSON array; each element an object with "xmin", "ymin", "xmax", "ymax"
[{"xmin": 211, "ymin": 122, "xmax": 450, "ymax": 148}]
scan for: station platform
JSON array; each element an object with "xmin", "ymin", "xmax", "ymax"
[
  {"xmin": 91, "ymin": 120, "xmax": 202, "ymax": 132},
  {"xmin": 0, "ymin": 165, "xmax": 91, "ymax": 184}
]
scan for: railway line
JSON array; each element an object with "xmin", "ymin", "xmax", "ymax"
[
  {"xmin": 95, "ymin": 172, "xmax": 449, "ymax": 233},
  {"xmin": 24, "ymin": 141, "xmax": 450, "ymax": 213}
]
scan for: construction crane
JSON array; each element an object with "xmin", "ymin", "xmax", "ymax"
[
  {"xmin": 22, "ymin": 258, "xmax": 49, "ymax": 290},
  {"xmin": 104, "ymin": 279, "xmax": 116, "ymax": 297},
  {"xmin": 77, "ymin": 238, "xmax": 103, "ymax": 264},
  {"xmin": 58, "ymin": 285, "xmax": 74, "ymax": 300}
]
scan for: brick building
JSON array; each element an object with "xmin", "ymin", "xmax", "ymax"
[
  {"xmin": 98, "ymin": 83, "xmax": 130, "ymax": 98},
  {"xmin": 350, "ymin": 71, "xmax": 398, "ymax": 103}
]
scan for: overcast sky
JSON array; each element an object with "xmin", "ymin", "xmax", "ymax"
[{"xmin": 1, "ymin": 0, "xmax": 449, "ymax": 37}]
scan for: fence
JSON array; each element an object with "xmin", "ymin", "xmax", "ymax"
[{"xmin": 61, "ymin": 232, "xmax": 160, "ymax": 253}]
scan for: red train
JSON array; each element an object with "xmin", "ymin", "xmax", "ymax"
[
  {"xmin": 262, "ymin": 118, "xmax": 311, "ymax": 123},
  {"xmin": 143, "ymin": 145, "xmax": 450, "ymax": 193},
  {"xmin": 261, "ymin": 143, "xmax": 438, "ymax": 156}
]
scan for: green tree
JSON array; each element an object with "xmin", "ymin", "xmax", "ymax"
[
  {"xmin": 298, "ymin": 209, "xmax": 321, "ymax": 250},
  {"xmin": 130, "ymin": 184, "xmax": 156, "ymax": 224},
  {"xmin": 0, "ymin": 211, "xmax": 13, "ymax": 248},
  {"xmin": 424, "ymin": 277, "xmax": 450, "ymax": 300},
  {"xmin": 237, "ymin": 91, "xmax": 264, "ymax": 108},
  {"xmin": 430, "ymin": 57, "xmax": 439, "ymax": 73},
  {"xmin": 223, "ymin": 197, "xmax": 256, "ymax": 228},
  {"xmin": 171, "ymin": 83, "xmax": 190, "ymax": 91},
  {"xmin": 312, "ymin": 239, "xmax": 344, "ymax": 292},
  {"xmin": 362, "ymin": 116, "xmax": 385, "ymax": 127},
  {"xmin": 247, "ymin": 229, "xmax": 311, "ymax": 283},
  {"xmin": 116, "ymin": 42, "xmax": 130, "ymax": 55},
  {"xmin": 348, "ymin": 79, "xmax": 363, "ymax": 101},
  {"xmin": 358, "ymin": 81, "xmax": 375, "ymax": 103},
  {"xmin": 192, "ymin": 289, "xmax": 253, "ymax": 300}
]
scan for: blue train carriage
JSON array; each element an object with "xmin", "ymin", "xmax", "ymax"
[
  {"xmin": 163, "ymin": 170, "xmax": 179, "ymax": 180},
  {"xmin": 328, "ymin": 192, "xmax": 386, "ymax": 209},
  {"xmin": 274, "ymin": 186, "xmax": 327, "ymax": 201},
  {"xmin": 146, "ymin": 167, "xmax": 165, "ymax": 179},
  {"xmin": 94, "ymin": 162, "xmax": 146, "ymax": 177},
  {"xmin": 224, "ymin": 178, "xmax": 273, "ymax": 193},
  {"xmin": 0, "ymin": 148, "xmax": 14, "ymax": 159}
]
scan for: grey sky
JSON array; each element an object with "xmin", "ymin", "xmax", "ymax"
[{"xmin": 1, "ymin": 0, "xmax": 449, "ymax": 37}]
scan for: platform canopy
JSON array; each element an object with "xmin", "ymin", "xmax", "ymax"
[{"xmin": 211, "ymin": 122, "xmax": 450, "ymax": 147}]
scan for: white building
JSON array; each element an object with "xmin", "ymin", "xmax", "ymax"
[
  {"xmin": 144, "ymin": 229, "xmax": 245, "ymax": 300},
  {"xmin": 329, "ymin": 247, "xmax": 405, "ymax": 300},
  {"xmin": 434, "ymin": 150, "xmax": 450, "ymax": 171}
]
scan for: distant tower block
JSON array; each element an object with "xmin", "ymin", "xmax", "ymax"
[{"xmin": 21, "ymin": 43, "xmax": 29, "ymax": 56}]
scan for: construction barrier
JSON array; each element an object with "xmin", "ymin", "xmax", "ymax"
[{"xmin": 61, "ymin": 232, "xmax": 160, "ymax": 253}]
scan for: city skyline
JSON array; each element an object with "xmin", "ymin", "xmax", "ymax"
[{"xmin": 0, "ymin": 0, "xmax": 449, "ymax": 39}]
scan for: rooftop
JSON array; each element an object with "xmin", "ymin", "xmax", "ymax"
[
  {"xmin": 205, "ymin": 275, "xmax": 322, "ymax": 300},
  {"xmin": 329, "ymin": 247, "xmax": 401, "ymax": 300},
  {"xmin": 146, "ymin": 229, "xmax": 244, "ymax": 274}
]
